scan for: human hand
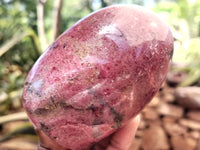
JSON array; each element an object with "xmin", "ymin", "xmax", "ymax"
[{"xmin": 37, "ymin": 115, "xmax": 140, "ymax": 150}]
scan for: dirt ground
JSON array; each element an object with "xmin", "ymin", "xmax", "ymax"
[{"xmin": 0, "ymin": 82, "xmax": 200, "ymax": 150}]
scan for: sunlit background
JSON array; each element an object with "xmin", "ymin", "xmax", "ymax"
[{"xmin": 0, "ymin": 0, "xmax": 200, "ymax": 150}]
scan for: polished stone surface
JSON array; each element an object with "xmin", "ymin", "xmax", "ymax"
[{"xmin": 23, "ymin": 5, "xmax": 173, "ymax": 150}]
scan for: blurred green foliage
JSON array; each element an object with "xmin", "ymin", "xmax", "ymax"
[
  {"xmin": 154, "ymin": 0, "xmax": 200, "ymax": 86},
  {"xmin": 0, "ymin": 0, "xmax": 40, "ymax": 114},
  {"xmin": 0, "ymin": 0, "xmax": 200, "ymax": 115},
  {"xmin": 0, "ymin": 0, "xmax": 39, "ymax": 71}
]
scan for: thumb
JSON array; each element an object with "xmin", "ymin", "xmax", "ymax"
[{"xmin": 106, "ymin": 115, "xmax": 140, "ymax": 150}]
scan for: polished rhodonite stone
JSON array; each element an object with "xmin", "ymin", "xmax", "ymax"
[{"xmin": 23, "ymin": 4, "xmax": 173, "ymax": 150}]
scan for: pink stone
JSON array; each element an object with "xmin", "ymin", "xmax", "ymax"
[{"xmin": 23, "ymin": 5, "xmax": 173, "ymax": 150}]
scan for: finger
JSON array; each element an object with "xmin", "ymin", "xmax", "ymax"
[
  {"xmin": 106, "ymin": 115, "xmax": 140, "ymax": 150},
  {"xmin": 36, "ymin": 129, "xmax": 65, "ymax": 150}
]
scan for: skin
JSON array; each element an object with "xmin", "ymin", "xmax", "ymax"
[
  {"xmin": 37, "ymin": 115, "xmax": 140, "ymax": 150},
  {"xmin": 23, "ymin": 5, "xmax": 173, "ymax": 150}
]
